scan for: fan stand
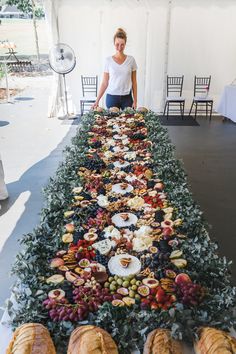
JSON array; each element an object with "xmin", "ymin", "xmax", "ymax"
[{"xmin": 58, "ymin": 73, "xmax": 78, "ymax": 120}]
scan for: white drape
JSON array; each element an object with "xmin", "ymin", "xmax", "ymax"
[{"xmin": 45, "ymin": 0, "xmax": 236, "ymax": 116}]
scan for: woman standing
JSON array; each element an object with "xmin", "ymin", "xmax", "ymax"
[{"xmin": 93, "ymin": 28, "xmax": 137, "ymax": 110}]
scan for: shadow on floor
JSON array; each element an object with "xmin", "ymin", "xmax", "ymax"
[
  {"xmin": 0, "ymin": 122, "xmax": 79, "ymax": 315},
  {"xmin": 166, "ymin": 115, "xmax": 236, "ymax": 284}
]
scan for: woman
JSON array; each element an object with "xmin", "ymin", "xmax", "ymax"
[{"xmin": 93, "ymin": 28, "xmax": 137, "ymax": 110}]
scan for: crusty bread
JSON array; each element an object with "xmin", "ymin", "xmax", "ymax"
[
  {"xmin": 67, "ymin": 325, "xmax": 118, "ymax": 354},
  {"xmin": 194, "ymin": 327, "xmax": 236, "ymax": 354},
  {"xmin": 143, "ymin": 328, "xmax": 184, "ymax": 354},
  {"xmin": 6, "ymin": 323, "xmax": 56, "ymax": 354}
]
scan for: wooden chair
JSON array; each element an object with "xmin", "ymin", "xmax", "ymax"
[
  {"xmin": 189, "ymin": 76, "xmax": 213, "ymax": 120},
  {"xmin": 80, "ymin": 75, "xmax": 98, "ymax": 116},
  {"xmin": 163, "ymin": 75, "xmax": 185, "ymax": 119}
]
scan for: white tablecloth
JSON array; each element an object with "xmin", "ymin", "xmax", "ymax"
[{"xmin": 217, "ymin": 85, "xmax": 236, "ymax": 122}]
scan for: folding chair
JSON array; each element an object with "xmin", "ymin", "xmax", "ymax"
[
  {"xmin": 163, "ymin": 75, "xmax": 185, "ymax": 119},
  {"xmin": 80, "ymin": 75, "xmax": 98, "ymax": 116},
  {"xmin": 189, "ymin": 76, "xmax": 213, "ymax": 120}
]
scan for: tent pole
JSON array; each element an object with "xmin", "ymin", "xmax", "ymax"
[{"xmin": 161, "ymin": 0, "xmax": 172, "ymax": 112}]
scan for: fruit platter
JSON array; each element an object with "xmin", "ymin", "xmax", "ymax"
[{"xmin": 9, "ymin": 108, "xmax": 236, "ymax": 353}]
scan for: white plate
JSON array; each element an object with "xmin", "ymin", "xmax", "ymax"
[
  {"xmin": 113, "ymin": 161, "xmax": 130, "ymax": 169},
  {"xmin": 112, "ymin": 183, "xmax": 134, "ymax": 195},
  {"xmin": 112, "ymin": 212, "xmax": 138, "ymax": 227},
  {"xmin": 113, "ymin": 146, "xmax": 129, "ymax": 152},
  {"xmin": 108, "ymin": 254, "xmax": 141, "ymax": 277},
  {"xmin": 113, "ymin": 134, "xmax": 127, "ymax": 140}
]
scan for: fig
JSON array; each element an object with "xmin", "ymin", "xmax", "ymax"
[
  {"xmin": 84, "ymin": 232, "xmax": 98, "ymax": 242},
  {"xmin": 48, "ymin": 289, "xmax": 65, "ymax": 300},
  {"xmin": 175, "ymin": 273, "xmax": 191, "ymax": 285}
]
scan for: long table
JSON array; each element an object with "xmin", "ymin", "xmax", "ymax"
[{"xmin": 217, "ymin": 85, "xmax": 236, "ymax": 122}]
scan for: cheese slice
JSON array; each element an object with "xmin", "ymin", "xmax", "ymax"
[{"xmin": 92, "ymin": 239, "xmax": 112, "ymax": 255}]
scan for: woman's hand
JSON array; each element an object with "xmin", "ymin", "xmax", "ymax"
[
  {"xmin": 91, "ymin": 100, "xmax": 99, "ymax": 110},
  {"xmin": 132, "ymin": 101, "xmax": 137, "ymax": 110}
]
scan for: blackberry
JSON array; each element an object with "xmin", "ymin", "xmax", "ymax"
[
  {"xmin": 147, "ymin": 180, "xmax": 155, "ymax": 188},
  {"xmin": 155, "ymin": 209, "xmax": 165, "ymax": 222},
  {"xmin": 94, "ymin": 253, "xmax": 109, "ymax": 271}
]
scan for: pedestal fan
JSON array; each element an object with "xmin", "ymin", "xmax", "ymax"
[{"xmin": 49, "ymin": 43, "xmax": 77, "ymax": 119}]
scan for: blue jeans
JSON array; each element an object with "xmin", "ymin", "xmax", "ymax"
[{"xmin": 106, "ymin": 92, "xmax": 133, "ymax": 110}]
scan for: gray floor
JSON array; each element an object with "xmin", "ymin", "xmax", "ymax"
[{"xmin": 166, "ymin": 116, "xmax": 236, "ymax": 284}]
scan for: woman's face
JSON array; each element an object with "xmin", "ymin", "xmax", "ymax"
[{"xmin": 114, "ymin": 38, "xmax": 126, "ymax": 53}]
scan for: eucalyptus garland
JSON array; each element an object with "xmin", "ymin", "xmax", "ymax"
[{"xmin": 8, "ymin": 109, "xmax": 236, "ymax": 354}]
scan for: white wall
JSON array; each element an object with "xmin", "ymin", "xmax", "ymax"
[{"xmin": 46, "ymin": 0, "xmax": 236, "ymax": 114}]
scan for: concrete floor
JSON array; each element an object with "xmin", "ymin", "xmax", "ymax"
[
  {"xmin": 0, "ymin": 76, "xmax": 78, "ymax": 316},
  {"xmin": 0, "ymin": 79, "xmax": 236, "ymax": 323},
  {"xmin": 166, "ymin": 116, "xmax": 236, "ymax": 284}
]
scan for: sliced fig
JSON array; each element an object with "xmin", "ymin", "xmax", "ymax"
[{"xmin": 48, "ymin": 289, "xmax": 65, "ymax": 300}]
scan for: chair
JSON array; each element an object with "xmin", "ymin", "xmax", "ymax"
[
  {"xmin": 80, "ymin": 75, "xmax": 98, "ymax": 116},
  {"xmin": 163, "ymin": 75, "xmax": 185, "ymax": 119},
  {"xmin": 189, "ymin": 76, "xmax": 213, "ymax": 120}
]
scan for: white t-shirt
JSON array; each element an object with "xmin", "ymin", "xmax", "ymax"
[{"xmin": 104, "ymin": 55, "xmax": 137, "ymax": 96}]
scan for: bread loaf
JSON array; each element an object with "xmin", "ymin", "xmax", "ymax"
[
  {"xmin": 143, "ymin": 328, "xmax": 184, "ymax": 354},
  {"xmin": 6, "ymin": 323, "xmax": 56, "ymax": 354},
  {"xmin": 67, "ymin": 325, "xmax": 118, "ymax": 354},
  {"xmin": 194, "ymin": 327, "xmax": 236, "ymax": 354}
]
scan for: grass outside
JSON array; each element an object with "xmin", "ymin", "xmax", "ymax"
[{"xmin": 0, "ymin": 18, "xmax": 50, "ymax": 57}]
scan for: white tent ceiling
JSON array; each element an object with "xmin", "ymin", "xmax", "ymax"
[{"xmin": 45, "ymin": 0, "xmax": 236, "ymax": 116}]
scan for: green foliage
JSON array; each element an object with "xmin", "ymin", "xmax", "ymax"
[
  {"xmin": 7, "ymin": 110, "xmax": 236, "ymax": 354},
  {"xmin": 6, "ymin": 0, "xmax": 44, "ymax": 18}
]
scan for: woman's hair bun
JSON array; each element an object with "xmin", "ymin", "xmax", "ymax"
[{"xmin": 114, "ymin": 28, "xmax": 127, "ymax": 42}]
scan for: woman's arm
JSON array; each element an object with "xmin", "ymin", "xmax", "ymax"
[
  {"xmin": 131, "ymin": 70, "xmax": 137, "ymax": 109},
  {"xmin": 92, "ymin": 72, "xmax": 109, "ymax": 108}
]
